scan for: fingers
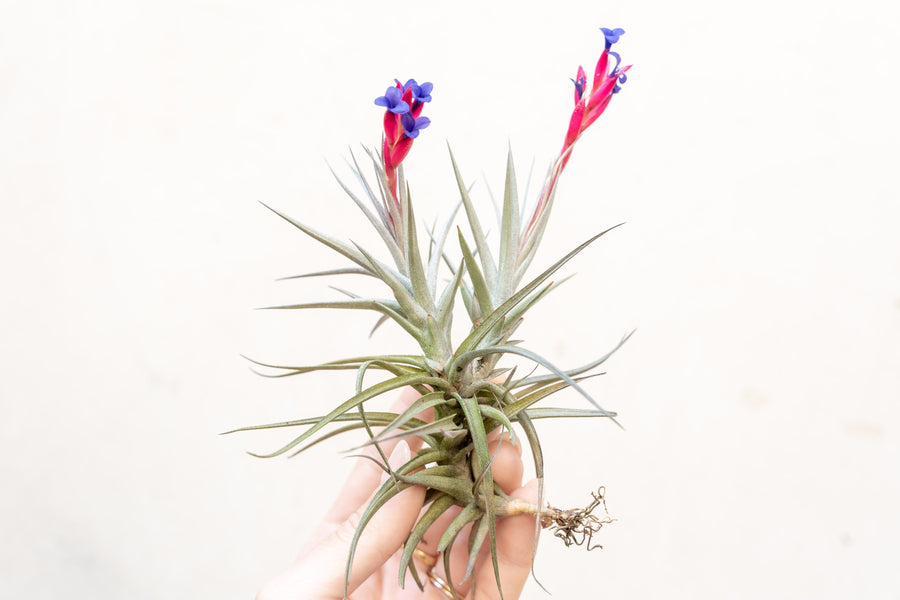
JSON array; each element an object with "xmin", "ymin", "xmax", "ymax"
[
  {"xmin": 258, "ymin": 441, "xmax": 426, "ymax": 600},
  {"xmin": 321, "ymin": 386, "xmax": 430, "ymax": 528},
  {"xmin": 468, "ymin": 478, "xmax": 539, "ymax": 600},
  {"xmin": 413, "ymin": 430, "xmax": 526, "ymax": 598},
  {"xmin": 485, "ymin": 431, "xmax": 523, "ymax": 495}
]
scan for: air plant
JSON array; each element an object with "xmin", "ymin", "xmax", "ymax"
[{"xmin": 228, "ymin": 27, "xmax": 633, "ymax": 599}]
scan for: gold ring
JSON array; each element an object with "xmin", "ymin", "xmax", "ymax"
[
  {"xmin": 427, "ymin": 570, "xmax": 454, "ymax": 599},
  {"xmin": 412, "ymin": 546, "xmax": 438, "ymax": 568}
]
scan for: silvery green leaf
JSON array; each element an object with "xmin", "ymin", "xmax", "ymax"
[
  {"xmin": 455, "ymin": 344, "xmax": 618, "ymax": 424},
  {"xmin": 368, "ymin": 314, "xmax": 390, "ymax": 337},
  {"xmin": 276, "ymin": 267, "xmax": 371, "ymax": 281},
  {"xmin": 458, "ymin": 229, "xmax": 493, "ymax": 319},
  {"xmin": 327, "ymin": 160, "xmax": 405, "ymax": 268},
  {"xmin": 515, "ymin": 411, "xmax": 545, "ymax": 588},
  {"xmin": 398, "ymin": 473, "xmax": 474, "ymax": 505},
  {"xmin": 260, "ymin": 202, "xmax": 369, "ymax": 271},
  {"xmin": 398, "ymin": 495, "xmax": 456, "ymax": 588},
  {"xmin": 258, "ymin": 298, "xmax": 422, "ymax": 342},
  {"xmin": 497, "ymin": 147, "xmax": 521, "ymax": 300},
  {"xmin": 451, "ymin": 227, "xmax": 620, "ymax": 364},
  {"xmin": 352, "ymin": 243, "xmax": 427, "ymax": 328},
  {"xmin": 437, "ymin": 503, "xmax": 481, "ymax": 552},
  {"xmin": 478, "ymin": 404, "xmax": 519, "ymax": 446},
  {"xmin": 240, "ymin": 372, "xmax": 449, "ymax": 458},
  {"xmin": 517, "ymin": 329, "xmax": 635, "ymax": 387},
  {"xmin": 239, "ymin": 354, "xmax": 426, "ymax": 376},
  {"xmin": 356, "ymin": 415, "xmax": 459, "ymax": 448},
  {"xmin": 426, "ymin": 200, "xmax": 462, "ymax": 297},
  {"xmin": 369, "ymin": 391, "xmax": 446, "ymax": 442},
  {"xmin": 435, "ymin": 260, "xmax": 464, "ymax": 332},
  {"xmin": 448, "ymin": 145, "xmax": 498, "ymax": 291},
  {"xmin": 464, "ymin": 516, "xmax": 489, "ymax": 582},
  {"xmin": 503, "ymin": 275, "xmax": 574, "ymax": 325},
  {"xmin": 402, "ymin": 190, "xmax": 437, "ymax": 313},
  {"xmin": 525, "ymin": 407, "xmax": 618, "ymax": 419},
  {"xmin": 363, "ymin": 147, "xmax": 403, "ymax": 246}
]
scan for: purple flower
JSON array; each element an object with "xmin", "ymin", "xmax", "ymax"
[
  {"xmin": 401, "ymin": 113, "xmax": 431, "ymax": 139},
  {"xmin": 374, "ymin": 86, "xmax": 410, "ymax": 114},
  {"xmin": 571, "ymin": 75, "xmax": 587, "ymax": 100},
  {"xmin": 600, "ymin": 27, "xmax": 625, "ymax": 48},
  {"xmin": 397, "ymin": 78, "xmax": 434, "ymax": 103},
  {"xmin": 613, "ymin": 72, "xmax": 627, "ymax": 94}
]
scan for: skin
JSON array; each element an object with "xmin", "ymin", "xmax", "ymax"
[{"xmin": 256, "ymin": 387, "xmax": 539, "ymax": 600}]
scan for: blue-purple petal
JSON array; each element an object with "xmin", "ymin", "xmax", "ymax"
[
  {"xmin": 374, "ymin": 86, "xmax": 410, "ymax": 113},
  {"xmin": 600, "ymin": 27, "xmax": 625, "ymax": 48},
  {"xmin": 401, "ymin": 113, "xmax": 431, "ymax": 138},
  {"xmin": 571, "ymin": 76, "xmax": 586, "ymax": 99}
]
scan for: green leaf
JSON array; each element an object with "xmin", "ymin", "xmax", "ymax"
[
  {"xmin": 259, "ymin": 297, "xmax": 423, "ymax": 344},
  {"xmin": 399, "ymin": 495, "xmax": 456, "ymax": 588},
  {"xmin": 369, "ymin": 391, "xmax": 446, "ymax": 441},
  {"xmin": 326, "ymin": 162, "xmax": 405, "ymax": 268},
  {"xmin": 358, "ymin": 415, "xmax": 461, "ymax": 447},
  {"xmin": 289, "ymin": 423, "xmax": 389, "ymax": 457},
  {"xmin": 458, "ymin": 229, "xmax": 494, "ymax": 319},
  {"xmin": 363, "ymin": 146, "xmax": 403, "ymax": 242},
  {"xmin": 240, "ymin": 354, "xmax": 426, "ymax": 377},
  {"xmin": 398, "ymin": 473, "xmax": 475, "ymax": 504},
  {"xmin": 345, "ymin": 148, "xmax": 390, "ymax": 226},
  {"xmin": 497, "ymin": 147, "xmax": 521, "ymax": 300},
  {"xmin": 352, "ymin": 243, "xmax": 427, "ymax": 328},
  {"xmin": 464, "ymin": 515, "xmax": 489, "ymax": 582},
  {"xmin": 402, "ymin": 195, "xmax": 436, "ymax": 314},
  {"xmin": 260, "ymin": 202, "xmax": 370, "ymax": 272},
  {"xmin": 504, "ymin": 375, "xmax": 601, "ymax": 418},
  {"xmin": 222, "ymin": 411, "xmax": 410, "ymax": 435},
  {"xmin": 515, "ymin": 179, "xmax": 561, "ymax": 279},
  {"xmin": 426, "ymin": 201, "xmax": 463, "ymax": 297},
  {"xmin": 515, "ymin": 411, "xmax": 546, "ymax": 590},
  {"xmin": 450, "ymin": 226, "xmax": 622, "ymax": 367},
  {"xmin": 345, "ymin": 475, "xmax": 412, "ymax": 599},
  {"xmin": 435, "ymin": 259, "xmax": 465, "ymax": 333},
  {"xmin": 276, "ymin": 267, "xmax": 372, "ymax": 281},
  {"xmin": 240, "ymin": 373, "xmax": 450, "ymax": 458},
  {"xmin": 503, "ymin": 274, "xmax": 574, "ymax": 326},
  {"xmin": 448, "ymin": 145, "xmax": 497, "ymax": 289},
  {"xmin": 437, "ymin": 502, "xmax": 482, "ymax": 552},
  {"xmin": 458, "ymin": 393, "xmax": 502, "ymax": 597},
  {"xmin": 454, "ymin": 344, "xmax": 618, "ymax": 424},
  {"xmin": 517, "ymin": 329, "xmax": 635, "ymax": 387},
  {"xmin": 479, "ymin": 404, "xmax": 519, "ymax": 446},
  {"xmin": 443, "ymin": 537, "xmax": 463, "ymax": 600},
  {"xmin": 525, "ymin": 407, "xmax": 618, "ymax": 419},
  {"xmin": 423, "ymin": 314, "xmax": 450, "ymax": 364}
]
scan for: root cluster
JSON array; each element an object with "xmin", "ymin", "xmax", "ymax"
[{"xmin": 538, "ymin": 486, "xmax": 613, "ymax": 550}]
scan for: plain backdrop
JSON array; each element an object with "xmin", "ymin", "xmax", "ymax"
[{"xmin": 2, "ymin": 1, "xmax": 898, "ymax": 598}]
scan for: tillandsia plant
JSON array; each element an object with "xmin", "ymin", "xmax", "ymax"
[{"xmin": 229, "ymin": 27, "xmax": 633, "ymax": 599}]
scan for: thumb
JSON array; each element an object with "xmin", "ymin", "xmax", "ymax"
[{"xmin": 259, "ymin": 441, "xmax": 425, "ymax": 600}]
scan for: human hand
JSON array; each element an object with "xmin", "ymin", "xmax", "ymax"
[{"xmin": 256, "ymin": 387, "xmax": 539, "ymax": 600}]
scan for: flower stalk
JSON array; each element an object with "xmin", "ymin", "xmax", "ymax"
[
  {"xmin": 374, "ymin": 79, "xmax": 433, "ymax": 207},
  {"xmin": 520, "ymin": 27, "xmax": 631, "ymax": 258}
]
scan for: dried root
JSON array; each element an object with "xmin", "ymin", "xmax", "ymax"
[
  {"xmin": 502, "ymin": 486, "xmax": 613, "ymax": 550},
  {"xmin": 540, "ymin": 486, "xmax": 612, "ymax": 550}
]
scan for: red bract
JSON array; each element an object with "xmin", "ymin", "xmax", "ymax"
[
  {"xmin": 522, "ymin": 28, "xmax": 630, "ymax": 248},
  {"xmin": 376, "ymin": 79, "xmax": 432, "ymax": 206}
]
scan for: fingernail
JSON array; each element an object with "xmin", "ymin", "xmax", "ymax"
[{"xmin": 380, "ymin": 440, "xmax": 410, "ymax": 485}]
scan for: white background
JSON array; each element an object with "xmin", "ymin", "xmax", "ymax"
[{"xmin": 2, "ymin": 1, "xmax": 898, "ymax": 598}]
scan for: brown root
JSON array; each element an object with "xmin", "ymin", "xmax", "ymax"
[{"xmin": 501, "ymin": 486, "xmax": 613, "ymax": 550}]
